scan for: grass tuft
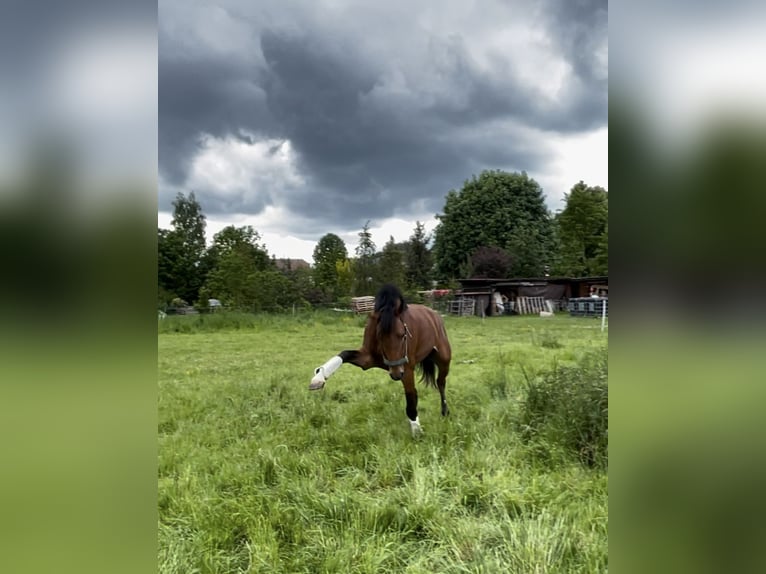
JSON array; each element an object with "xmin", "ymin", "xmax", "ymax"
[{"xmin": 519, "ymin": 349, "xmax": 608, "ymax": 468}]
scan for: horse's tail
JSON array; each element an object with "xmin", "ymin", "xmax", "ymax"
[{"xmin": 418, "ymin": 355, "xmax": 437, "ymax": 388}]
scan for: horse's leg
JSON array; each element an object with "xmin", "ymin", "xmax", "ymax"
[
  {"xmin": 309, "ymin": 349, "xmax": 378, "ymax": 390},
  {"xmin": 339, "ymin": 349, "xmax": 379, "ymax": 369},
  {"xmin": 436, "ymin": 355, "xmax": 451, "ymax": 416},
  {"xmin": 402, "ymin": 371, "xmax": 422, "ymax": 437}
]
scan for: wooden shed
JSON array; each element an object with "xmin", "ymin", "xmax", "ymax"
[{"xmin": 454, "ymin": 276, "xmax": 608, "ymax": 317}]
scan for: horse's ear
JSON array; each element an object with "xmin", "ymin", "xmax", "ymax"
[{"xmin": 394, "ymin": 298, "xmax": 403, "ymax": 316}]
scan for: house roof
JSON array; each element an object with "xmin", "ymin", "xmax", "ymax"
[{"xmin": 274, "ymin": 258, "xmax": 311, "ymax": 270}]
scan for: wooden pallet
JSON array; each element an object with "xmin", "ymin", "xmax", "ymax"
[
  {"xmin": 350, "ymin": 296, "xmax": 376, "ymax": 314},
  {"xmin": 515, "ymin": 296, "xmax": 549, "ymax": 315}
]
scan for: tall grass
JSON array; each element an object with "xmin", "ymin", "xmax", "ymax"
[
  {"xmin": 159, "ymin": 314, "xmax": 608, "ymax": 572},
  {"xmin": 158, "ymin": 310, "xmax": 363, "ymax": 334},
  {"xmin": 519, "ymin": 350, "xmax": 608, "ymax": 469}
]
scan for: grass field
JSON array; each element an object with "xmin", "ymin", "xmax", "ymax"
[{"xmin": 158, "ymin": 312, "xmax": 608, "ymax": 573}]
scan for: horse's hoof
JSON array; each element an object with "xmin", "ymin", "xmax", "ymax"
[
  {"xmin": 409, "ymin": 417, "xmax": 423, "ymax": 437},
  {"xmin": 309, "ymin": 374, "xmax": 326, "ymax": 391}
]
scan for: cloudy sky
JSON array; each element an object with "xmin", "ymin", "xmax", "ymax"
[{"xmin": 158, "ymin": 0, "xmax": 608, "ymax": 262}]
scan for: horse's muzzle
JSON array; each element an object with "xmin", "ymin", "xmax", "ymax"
[{"xmin": 389, "ymin": 370, "xmax": 404, "ymax": 381}]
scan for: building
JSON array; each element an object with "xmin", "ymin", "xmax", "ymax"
[
  {"xmin": 455, "ymin": 276, "xmax": 608, "ymax": 316},
  {"xmin": 274, "ymin": 258, "xmax": 311, "ymax": 272}
]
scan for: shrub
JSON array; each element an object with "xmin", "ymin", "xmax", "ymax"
[{"xmin": 518, "ymin": 349, "xmax": 608, "ymax": 468}]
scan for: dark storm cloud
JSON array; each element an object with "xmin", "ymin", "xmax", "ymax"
[
  {"xmin": 159, "ymin": 0, "xmax": 608, "ymax": 227},
  {"xmin": 544, "ymin": 0, "xmax": 608, "ymax": 81},
  {"xmin": 158, "ymin": 54, "xmax": 276, "ymax": 210}
]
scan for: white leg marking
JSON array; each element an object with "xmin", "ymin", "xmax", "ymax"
[
  {"xmin": 409, "ymin": 416, "xmax": 423, "ymax": 437},
  {"xmin": 321, "ymin": 355, "xmax": 343, "ymax": 378},
  {"xmin": 309, "ymin": 355, "xmax": 342, "ymax": 390}
]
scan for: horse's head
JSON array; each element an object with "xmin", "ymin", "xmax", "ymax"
[{"xmin": 374, "ymin": 284, "xmax": 410, "ymax": 381}]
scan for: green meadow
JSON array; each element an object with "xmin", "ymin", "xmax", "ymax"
[{"xmin": 158, "ymin": 312, "xmax": 608, "ymax": 573}]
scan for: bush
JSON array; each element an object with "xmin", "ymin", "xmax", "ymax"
[{"xmin": 518, "ymin": 349, "xmax": 608, "ymax": 468}]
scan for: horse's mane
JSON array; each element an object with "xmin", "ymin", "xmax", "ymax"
[{"xmin": 374, "ymin": 283, "xmax": 407, "ymax": 334}]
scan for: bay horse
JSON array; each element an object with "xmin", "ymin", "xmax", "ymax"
[{"xmin": 309, "ymin": 284, "xmax": 452, "ymax": 436}]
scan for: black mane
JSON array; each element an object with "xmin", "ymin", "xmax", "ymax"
[{"xmin": 375, "ymin": 283, "xmax": 407, "ymax": 334}]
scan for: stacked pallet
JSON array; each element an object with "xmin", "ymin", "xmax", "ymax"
[{"xmin": 350, "ymin": 296, "xmax": 376, "ymax": 314}]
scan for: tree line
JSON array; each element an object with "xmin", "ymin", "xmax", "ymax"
[{"xmin": 158, "ymin": 170, "xmax": 607, "ymax": 311}]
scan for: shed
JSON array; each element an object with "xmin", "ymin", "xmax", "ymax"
[{"xmin": 455, "ymin": 276, "xmax": 608, "ymax": 316}]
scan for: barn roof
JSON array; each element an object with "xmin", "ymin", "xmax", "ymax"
[{"xmin": 458, "ymin": 276, "xmax": 607, "ymax": 287}]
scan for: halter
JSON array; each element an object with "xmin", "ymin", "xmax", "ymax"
[{"xmin": 382, "ymin": 321, "xmax": 411, "ymax": 367}]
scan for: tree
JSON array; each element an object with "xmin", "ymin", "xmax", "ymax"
[
  {"xmin": 313, "ymin": 233, "xmax": 348, "ymax": 300},
  {"xmin": 158, "ymin": 192, "xmax": 208, "ymax": 304},
  {"xmin": 158, "ymin": 227, "xmax": 183, "ymax": 306},
  {"xmin": 335, "ymin": 258, "xmax": 354, "ymax": 298},
  {"xmin": 554, "ymin": 181, "xmax": 608, "ymax": 276},
  {"xmin": 432, "ymin": 170, "xmax": 554, "ymax": 279},
  {"xmin": 207, "ymin": 225, "xmax": 271, "ymax": 272},
  {"xmin": 171, "ymin": 191, "xmax": 206, "ymax": 257},
  {"xmin": 200, "ymin": 247, "xmax": 258, "ymax": 309},
  {"xmin": 354, "ymin": 221, "xmax": 377, "ymax": 295},
  {"xmin": 379, "ymin": 236, "xmax": 407, "ymax": 288},
  {"xmin": 199, "ymin": 225, "xmax": 276, "ymax": 308},
  {"xmin": 405, "ymin": 221, "xmax": 433, "ymax": 290},
  {"xmin": 592, "ymin": 222, "xmax": 608, "ymax": 276},
  {"xmin": 468, "ymin": 246, "xmax": 514, "ymax": 278}
]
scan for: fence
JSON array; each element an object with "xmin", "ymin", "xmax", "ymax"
[
  {"xmin": 568, "ymin": 297, "xmax": 608, "ymax": 317},
  {"xmin": 448, "ymin": 298, "xmax": 476, "ymax": 316},
  {"xmin": 162, "ymin": 293, "xmax": 468, "ymax": 318}
]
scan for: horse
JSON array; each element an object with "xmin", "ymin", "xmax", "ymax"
[{"xmin": 309, "ymin": 284, "xmax": 452, "ymax": 436}]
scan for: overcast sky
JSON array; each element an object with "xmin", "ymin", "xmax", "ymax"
[{"xmin": 158, "ymin": 0, "xmax": 608, "ymax": 262}]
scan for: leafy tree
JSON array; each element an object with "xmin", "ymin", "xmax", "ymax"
[
  {"xmin": 433, "ymin": 170, "xmax": 554, "ymax": 279},
  {"xmin": 207, "ymin": 225, "xmax": 272, "ymax": 272},
  {"xmin": 554, "ymin": 181, "xmax": 608, "ymax": 276},
  {"xmin": 405, "ymin": 221, "xmax": 433, "ymax": 290},
  {"xmin": 200, "ymin": 247, "xmax": 257, "ymax": 309},
  {"xmin": 251, "ymin": 270, "xmax": 296, "ymax": 311},
  {"xmin": 158, "ymin": 227, "xmax": 183, "ymax": 306},
  {"xmin": 313, "ymin": 233, "xmax": 348, "ymax": 299},
  {"xmin": 354, "ymin": 221, "xmax": 377, "ymax": 295},
  {"xmin": 284, "ymin": 266, "xmax": 316, "ymax": 305},
  {"xmin": 592, "ymin": 222, "xmax": 608, "ymax": 275},
  {"xmin": 468, "ymin": 246, "xmax": 514, "ymax": 278},
  {"xmin": 158, "ymin": 192, "xmax": 208, "ymax": 304},
  {"xmin": 335, "ymin": 258, "xmax": 354, "ymax": 298},
  {"xmin": 199, "ymin": 225, "xmax": 276, "ymax": 308},
  {"xmin": 506, "ymin": 221, "xmax": 552, "ymax": 277},
  {"xmin": 171, "ymin": 191, "xmax": 206, "ymax": 257},
  {"xmin": 379, "ymin": 236, "xmax": 407, "ymax": 288}
]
